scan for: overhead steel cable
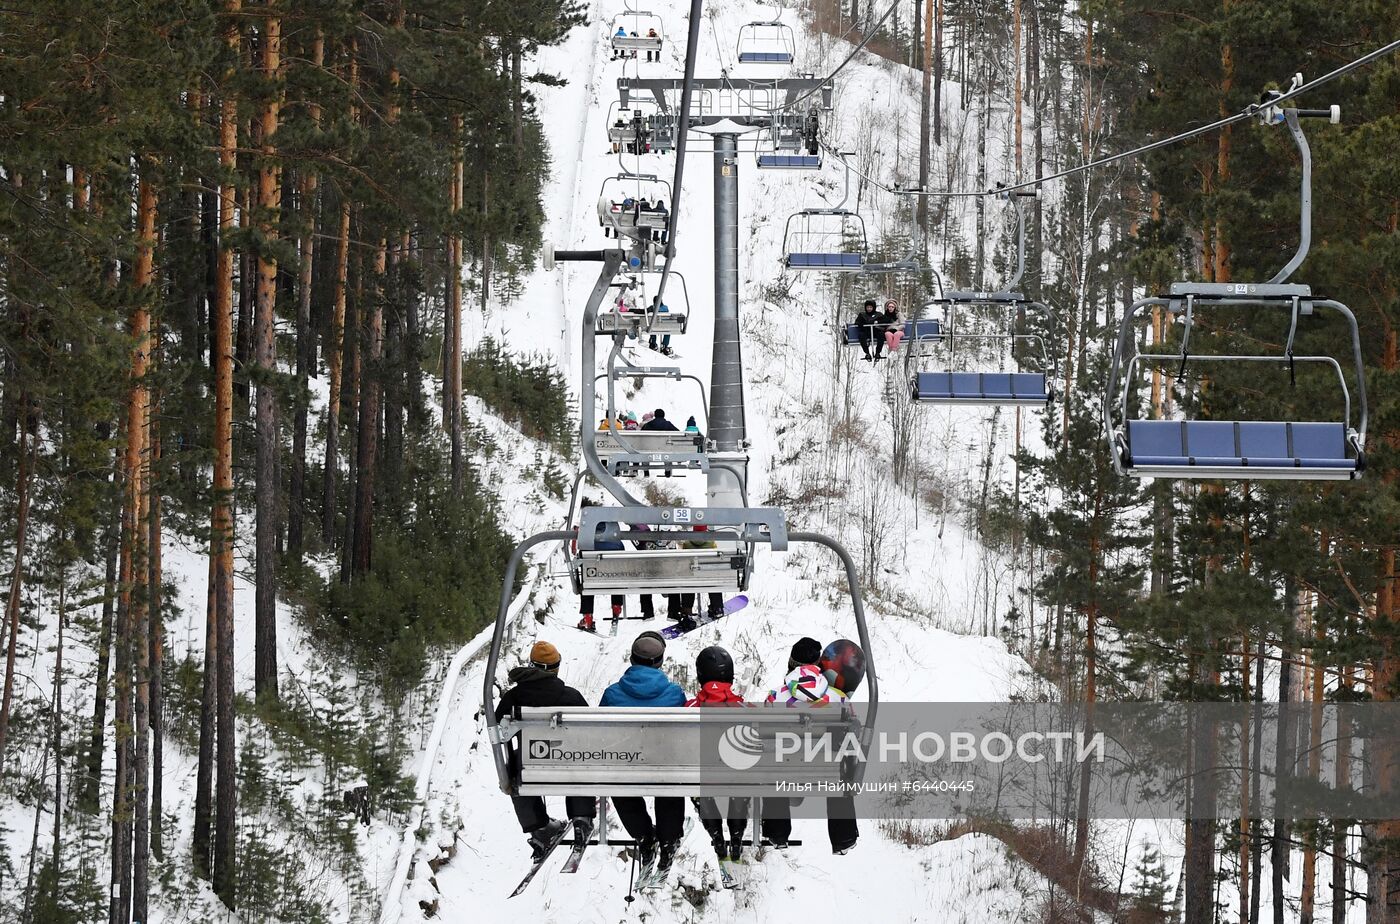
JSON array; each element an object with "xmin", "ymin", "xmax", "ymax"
[{"xmin": 823, "ymin": 36, "xmax": 1400, "ymax": 199}]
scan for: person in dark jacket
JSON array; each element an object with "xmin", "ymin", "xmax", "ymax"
[
  {"xmin": 640, "ymin": 407, "xmax": 679, "ymax": 431},
  {"xmin": 853, "ymin": 299, "xmax": 880, "ymax": 361},
  {"xmin": 496, "ymin": 641, "xmax": 596, "ymax": 857},
  {"xmin": 874, "ymin": 298, "xmax": 901, "ymax": 359},
  {"xmin": 602, "ymin": 632, "xmax": 687, "ymax": 875},
  {"xmin": 640, "ymin": 408, "xmax": 680, "ymax": 476}
]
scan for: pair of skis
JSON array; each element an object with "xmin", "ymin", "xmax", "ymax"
[{"xmin": 509, "ymin": 818, "xmax": 598, "ymax": 898}]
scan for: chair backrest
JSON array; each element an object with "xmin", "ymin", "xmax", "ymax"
[{"xmin": 510, "ymin": 706, "xmax": 859, "ymax": 796}]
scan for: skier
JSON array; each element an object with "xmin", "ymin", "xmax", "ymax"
[
  {"xmin": 878, "ymin": 298, "xmax": 903, "ymax": 356},
  {"xmin": 623, "ymin": 411, "xmax": 641, "ymax": 431},
  {"xmin": 601, "ymin": 632, "xmax": 687, "ymax": 878},
  {"xmin": 612, "ymin": 25, "xmax": 626, "ymax": 60},
  {"xmin": 684, "ymin": 415, "xmax": 700, "ymax": 437},
  {"xmin": 687, "ymin": 647, "xmax": 751, "ymax": 864},
  {"xmin": 495, "ymin": 641, "xmax": 596, "ymax": 857},
  {"xmin": 852, "ymin": 299, "xmax": 880, "ymax": 361},
  {"xmin": 645, "ymin": 27, "xmax": 659, "ymax": 62},
  {"xmin": 648, "ymin": 297, "xmax": 675, "ymax": 355},
  {"xmin": 575, "ymin": 499, "xmax": 624, "ymax": 632}
]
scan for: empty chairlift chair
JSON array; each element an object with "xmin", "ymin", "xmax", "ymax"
[
  {"xmin": 1104, "ymin": 92, "xmax": 1365, "ymax": 481},
  {"xmin": 782, "ymin": 209, "xmax": 866, "ymax": 271},
  {"xmin": 736, "ymin": 20, "xmax": 796, "ymax": 64},
  {"xmin": 909, "ymin": 292, "xmax": 1053, "ymax": 407},
  {"xmin": 908, "ymin": 189, "xmax": 1053, "ymax": 407},
  {"xmin": 1105, "ymin": 283, "xmax": 1366, "ymax": 480}
]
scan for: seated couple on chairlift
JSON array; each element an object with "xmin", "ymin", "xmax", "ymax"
[{"xmin": 853, "ymin": 298, "xmax": 903, "ymax": 362}]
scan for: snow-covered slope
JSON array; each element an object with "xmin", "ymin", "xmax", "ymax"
[{"xmin": 381, "ymin": 2, "xmax": 1065, "ymax": 922}]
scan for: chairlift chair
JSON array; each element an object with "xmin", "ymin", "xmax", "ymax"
[
  {"xmin": 609, "ymin": 11, "xmax": 664, "ymax": 55},
  {"xmin": 782, "ymin": 208, "xmax": 867, "ymax": 271},
  {"xmin": 485, "ymin": 506, "xmax": 880, "ymax": 799},
  {"xmin": 1104, "ymin": 88, "xmax": 1364, "ymax": 481},
  {"xmin": 597, "ymin": 174, "xmax": 672, "ymax": 243},
  {"xmin": 908, "ymin": 189, "xmax": 1053, "ymax": 406},
  {"xmin": 736, "ymin": 20, "xmax": 796, "ymax": 64}
]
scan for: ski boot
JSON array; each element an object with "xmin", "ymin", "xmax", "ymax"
[
  {"xmin": 707, "ymin": 827, "xmax": 727, "ymax": 859},
  {"xmin": 528, "ymin": 819, "xmax": 568, "ymax": 860},
  {"xmin": 832, "ymin": 836, "xmax": 858, "ymax": 856},
  {"xmin": 657, "ymin": 839, "xmax": 680, "ymax": 876},
  {"xmin": 577, "ymin": 614, "xmax": 597, "ymax": 632},
  {"xmin": 571, "ymin": 816, "xmax": 594, "ymax": 846},
  {"xmin": 636, "ymin": 835, "xmax": 657, "ymax": 869},
  {"xmin": 729, "ymin": 835, "xmax": 744, "ymax": 862},
  {"xmin": 611, "ymin": 604, "xmax": 623, "ymax": 620},
  {"xmin": 676, "ymin": 613, "xmax": 697, "ymax": 633}
]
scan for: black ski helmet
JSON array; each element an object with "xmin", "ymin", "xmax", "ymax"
[{"xmin": 696, "ymin": 646, "xmax": 734, "ymax": 684}]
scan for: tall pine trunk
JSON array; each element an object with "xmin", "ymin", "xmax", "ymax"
[
  {"xmin": 0, "ymin": 392, "xmax": 36, "ymax": 767},
  {"xmin": 290, "ymin": 31, "xmax": 324, "ymax": 559},
  {"xmin": 253, "ymin": 8, "xmax": 282, "ymax": 704}
]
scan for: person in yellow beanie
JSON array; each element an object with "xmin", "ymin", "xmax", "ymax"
[{"xmin": 495, "ymin": 640, "xmax": 596, "ymax": 858}]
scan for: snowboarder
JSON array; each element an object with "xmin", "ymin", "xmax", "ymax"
[
  {"xmin": 495, "ymin": 641, "xmax": 596, "ymax": 857},
  {"xmin": 853, "ymin": 299, "xmax": 880, "ymax": 361},
  {"xmin": 687, "ymin": 647, "xmax": 751, "ymax": 864},
  {"xmin": 600, "ymin": 632, "xmax": 687, "ymax": 878},
  {"xmin": 878, "ymin": 299, "xmax": 903, "ymax": 356},
  {"xmin": 820, "ymin": 639, "xmax": 866, "ymax": 855},
  {"xmin": 575, "ymin": 499, "xmax": 624, "ymax": 631}
]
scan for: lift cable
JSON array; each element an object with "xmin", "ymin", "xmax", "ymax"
[{"xmin": 817, "ymin": 35, "xmax": 1400, "ymax": 199}]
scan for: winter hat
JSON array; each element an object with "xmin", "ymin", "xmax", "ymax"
[
  {"xmin": 631, "ymin": 631, "xmax": 666, "ymax": 667},
  {"xmin": 863, "ymin": 298, "xmax": 877, "ymax": 309},
  {"xmin": 625, "ymin": 410, "xmax": 637, "ymax": 421},
  {"xmin": 788, "ymin": 637, "xmax": 822, "ymax": 669},
  {"xmin": 769, "ymin": 664, "xmax": 829, "ymax": 705},
  {"xmin": 696, "ymin": 646, "xmax": 735, "ymax": 684},
  {"xmin": 885, "ymin": 299, "xmax": 898, "ymax": 310},
  {"xmin": 529, "ymin": 640, "xmax": 561, "ymax": 670},
  {"xmin": 642, "ymin": 411, "xmax": 655, "ymax": 424},
  {"xmin": 685, "ymin": 416, "xmax": 697, "ymax": 429}
]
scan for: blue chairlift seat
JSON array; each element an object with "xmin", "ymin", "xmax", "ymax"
[
  {"xmin": 757, "ymin": 154, "xmax": 821, "ymax": 170},
  {"xmin": 786, "ymin": 252, "xmax": 863, "ymax": 271},
  {"xmin": 912, "ymin": 371, "xmax": 1049, "ymax": 407},
  {"xmin": 842, "ymin": 319, "xmax": 941, "ymax": 346},
  {"xmin": 1122, "ymin": 419, "xmax": 1360, "ymax": 479},
  {"xmin": 738, "ymin": 51, "xmax": 793, "ymax": 64}
]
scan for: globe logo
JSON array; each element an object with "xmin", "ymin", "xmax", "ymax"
[{"xmin": 717, "ymin": 724, "xmax": 764, "ymax": 771}]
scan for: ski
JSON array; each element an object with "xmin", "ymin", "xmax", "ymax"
[
  {"xmin": 560, "ymin": 820, "xmax": 595, "ymax": 874},
  {"xmin": 660, "ymin": 595, "xmax": 749, "ymax": 640},
  {"xmin": 718, "ymin": 859, "xmax": 740, "ymax": 889},
  {"xmin": 509, "ymin": 823, "xmax": 572, "ymax": 898}
]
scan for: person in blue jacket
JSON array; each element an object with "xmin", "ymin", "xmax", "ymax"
[{"xmin": 601, "ymin": 632, "xmax": 686, "ymax": 877}]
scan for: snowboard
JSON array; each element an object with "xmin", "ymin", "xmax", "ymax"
[
  {"xmin": 659, "ymin": 595, "xmax": 749, "ymax": 640},
  {"xmin": 509, "ymin": 822, "xmax": 572, "ymax": 897}
]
